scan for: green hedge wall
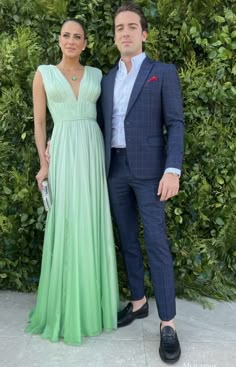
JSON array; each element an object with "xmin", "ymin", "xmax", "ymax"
[{"xmin": 0, "ymin": 0, "xmax": 236, "ymax": 303}]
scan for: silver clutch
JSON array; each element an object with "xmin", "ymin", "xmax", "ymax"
[{"xmin": 41, "ymin": 180, "xmax": 52, "ymax": 211}]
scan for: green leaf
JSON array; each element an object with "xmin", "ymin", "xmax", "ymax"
[
  {"xmin": 37, "ymin": 207, "xmax": 44, "ymax": 215},
  {"xmin": 216, "ymin": 177, "xmax": 224, "ymax": 185},
  {"xmin": 0, "ymin": 274, "xmax": 8, "ymax": 279},
  {"xmin": 13, "ymin": 15, "xmax": 20, "ymax": 23},
  {"xmin": 215, "ymin": 217, "xmax": 224, "ymax": 226},
  {"xmin": 231, "ymin": 30, "xmax": 236, "ymax": 39},
  {"xmin": 21, "ymin": 132, "xmax": 27, "ymax": 140},
  {"xmin": 209, "ymin": 50, "xmax": 217, "ymax": 59},
  {"xmin": 174, "ymin": 208, "xmax": 183, "ymax": 215},
  {"xmin": 3, "ymin": 186, "xmax": 12, "ymax": 195},
  {"xmin": 21, "ymin": 213, "xmax": 28, "ymax": 222},
  {"xmin": 231, "ymin": 64, "xmax": 236, "ymax": 75},
  {"xmin": 218, "ymin": 47, "xmax": 233, "ymax": 59},
  {"xmin": 231, "ymin": 42, "xmax": 236, "ymax": 50}
]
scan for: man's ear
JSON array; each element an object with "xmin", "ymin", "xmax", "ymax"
[{"xmin": 142, "ymin": 31, "xmax": 147, "ymax": 43}]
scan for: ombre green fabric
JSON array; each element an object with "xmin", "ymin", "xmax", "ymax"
[{"xmin": 25, "ymin": 65, "xmax": 118, "ymax": 345}]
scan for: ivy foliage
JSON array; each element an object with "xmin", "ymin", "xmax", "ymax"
[
  {"xmin": 156, "ymin": 0, "xmax": 236, "ymax": 303},
  {"xmin": 0, "ymin": 0, "xmax": 235, "ymax": 303}
]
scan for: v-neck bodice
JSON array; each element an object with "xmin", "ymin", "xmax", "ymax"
[
  {"xmin": 53, "ymin": 65, "xmax": 86, "ymax": 101},
  {"xmin": 38, "ymin": 65, "xmax": 102, "ymax": 125}
]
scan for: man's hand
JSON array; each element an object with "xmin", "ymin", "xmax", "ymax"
[
  {"xmin": 157, "ymin": 173, "xmax": 180, "ymax": 201},
  {"xmin": 45, "ymin": 140, "xmax": 51, "ymax": 164}
]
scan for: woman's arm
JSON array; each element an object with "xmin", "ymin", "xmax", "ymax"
[{"xmin": 33, "ymin": 70, "xmax": 48, "ymax": 189}]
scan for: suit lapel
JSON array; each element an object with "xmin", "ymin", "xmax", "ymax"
[{"xmin": 126, "ymin": 57, "xmax": 155, "ymax": 117}]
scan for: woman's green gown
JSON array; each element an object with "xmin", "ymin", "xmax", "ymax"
[{"xmin": 25, "ymin": 65, "xmax": 118, "ymax": 345}]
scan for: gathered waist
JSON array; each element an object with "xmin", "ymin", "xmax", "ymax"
[{"xmin": 54, "ymin": 117, "xmax": 97, "ymax": 125}]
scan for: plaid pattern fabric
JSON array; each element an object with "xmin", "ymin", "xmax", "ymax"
[{"xmin": 101, "ymin": 57, "xmax": 184, "ymax": 178}]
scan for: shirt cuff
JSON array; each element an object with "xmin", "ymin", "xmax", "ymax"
[{"xmin": 164, "ymin": 168, "xmax": 181, "ymax": 177}]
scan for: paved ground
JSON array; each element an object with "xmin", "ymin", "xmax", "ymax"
[{"xmin": 0, "ymin": 290, "xmax": 236, "ymax": 367}]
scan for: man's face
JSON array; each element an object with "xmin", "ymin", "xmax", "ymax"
[{"xmin": 114, "ymin": 11, "xmax": 147, "ymax": 58}]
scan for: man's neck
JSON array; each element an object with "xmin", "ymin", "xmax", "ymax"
[
  {"xmin": 121, "ymin": 57, "xmax": 132, "ymax": 73},
  {"xmin": 121, "ymin": 52, "xmax": 144, "ymax": 73}
]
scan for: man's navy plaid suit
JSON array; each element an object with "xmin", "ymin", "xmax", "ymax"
[{"xmin": 99, "ymin": 56, "xmax": 184, "ymax": 321}]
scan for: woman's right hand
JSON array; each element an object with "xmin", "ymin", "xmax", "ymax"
[{"xmin": 36, "ymin": 165, "xmax": 48, "ymax": 190}]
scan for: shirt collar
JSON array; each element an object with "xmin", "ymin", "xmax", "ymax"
[{"xmin": 118, "ymin": 52, "xmax": 146, "ymax": 75}]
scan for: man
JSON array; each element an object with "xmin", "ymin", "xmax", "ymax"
[{"xmin": 99, "ymin": 2, "xmax": 184, "ymax": 364}]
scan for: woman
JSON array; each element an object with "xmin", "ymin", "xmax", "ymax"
[{"xmin": 25, "ymin": 19, "xmax": 118, "ymax": 345}]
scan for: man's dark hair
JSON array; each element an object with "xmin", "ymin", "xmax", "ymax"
[
  {"xmin": 60, "ymin": 18, "xmax": 87, "ymax": 39},
  {"xmin": 114, "ymin": 2, "xmax": 148, "ymax": 32}
]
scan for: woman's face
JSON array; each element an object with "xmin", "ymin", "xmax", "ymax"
[{"xmin": 59, "ymin": 21, "xmax": 87, "ymax": 59}]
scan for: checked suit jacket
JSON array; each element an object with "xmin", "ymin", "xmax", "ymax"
[{"xmin": 99, "ymin": 56, "xmax": 184, "ymax": 179}]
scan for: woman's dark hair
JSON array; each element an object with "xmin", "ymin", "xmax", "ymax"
[
  {"xmin": 60, "ymin": 19, "xmax": 87, "ymax": 39},
  {"xmin": 114, "ymin": 2, "xmax": 148, "ymax": 32}
]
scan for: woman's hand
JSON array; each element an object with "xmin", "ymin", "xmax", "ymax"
[{"xmin": 36, "ymin": 165, "xmax": 48, "ymax": 190}]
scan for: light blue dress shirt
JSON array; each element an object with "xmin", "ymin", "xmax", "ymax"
[{"xmin": 112, "ymin": 52, "xmax": 181, "ymax": 176}]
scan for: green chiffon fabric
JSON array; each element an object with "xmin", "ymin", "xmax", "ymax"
[{"xmin": 25, "ymin": 65, "xmax": 118, "ymax": 345}]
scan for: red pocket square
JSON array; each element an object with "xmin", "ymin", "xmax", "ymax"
[{"xmin": 147, "ymin": 76, "xmax": 158, "ymax": 82}]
